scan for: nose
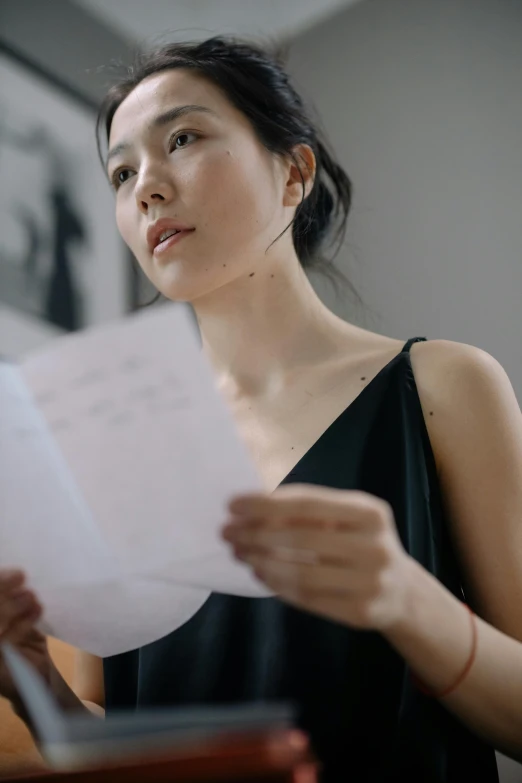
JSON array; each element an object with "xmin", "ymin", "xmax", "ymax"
[{"xmin": 135, "ymin": 165, "xmax": 176, "ymax": 213}]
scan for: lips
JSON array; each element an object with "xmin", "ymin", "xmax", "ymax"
[
  {"xmin": 153, "ymin": 228, "xmax": 194, "ymax": 258},
  {"xmin": 147, "ymin": 219, "xmax": 195, "ymax": 254},
  {"xmin": 157, "ymin": 229, "xmax": 181, "ymax": 245}
]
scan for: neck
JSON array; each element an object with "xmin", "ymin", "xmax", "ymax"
[{"xmin": 192, "ymin": 251, "xmax": 355, "ymax": 400}]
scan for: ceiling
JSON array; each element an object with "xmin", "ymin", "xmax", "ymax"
[{"xmin": 73, "ymin": 0, "xmax": 363, "ymax": 45}]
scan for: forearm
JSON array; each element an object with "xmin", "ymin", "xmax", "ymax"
[
  {"xmin": 385, "ymin": 556, "xmax": 522, "ymax": 761},
  {"xmin": 13, "ymin": 661, "xmax": 103, "ymax": 739},
  {"xmin": 82, "ymin": 699, "xmax": 105, "ymax": 716}
]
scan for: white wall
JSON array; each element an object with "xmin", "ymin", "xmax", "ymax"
[
  {"xmin": 288, "ymin": 0, "xmax": 522, "ymax": 779},
  {"xmin": 287, "ymin": 0, "xmax": 522, "ymax": 403}
]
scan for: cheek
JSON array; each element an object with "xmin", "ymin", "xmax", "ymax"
[
  {"xmin": 197, "ymin": 150, "xmax": 277, "ymax": 240},
  {"xmin": 115, "ymin": 205, "xmax": 133, "ymax": 251},
  {"xmin": 115, "ymin": 204, "xmax": 151, "ymax": 277}
]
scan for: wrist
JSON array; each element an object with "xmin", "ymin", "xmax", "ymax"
[
  {"xmin": 382, "ymin": 556, "xmax": 475, "ymax": 696},
  {"xmin": 383, "ymin": 554, "xmax": 442, "ymax": 640},
  {"xmin": 384, "ymin": 555, "xmax": 463, "ymax": 644},
  {"xmin": 381, "ymin": 553, "xmax": 426, "ymax": 636}
]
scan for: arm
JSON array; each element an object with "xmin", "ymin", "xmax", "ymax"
[
  {"xmin": 73, "ymin": 649, "xmax": 105, "ymax": 717},
  {"xmin": 384, "ymin": 340, "xmax": 522, "ymax": 761},
  {"xmin": 13, "ymin": 650, "xmax": 105, "ymax": 738}
]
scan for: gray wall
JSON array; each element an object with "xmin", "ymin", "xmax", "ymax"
[
  {"xmin": 287, "ymin": 1, "xmax": 522, "ymax": 779},
  {"xmin": 0, "ymin": 0, "xmax": 134, "ymax": 106},
  {"xmin": 287, "ymin": 0, "xmax": 522, "ymax": 405}
]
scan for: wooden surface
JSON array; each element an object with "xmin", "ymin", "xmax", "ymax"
[{"xmin": 0, "ymin": 729, "xmax": 318, "ymax": 783}]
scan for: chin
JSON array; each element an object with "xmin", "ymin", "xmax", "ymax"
[{"xmin": 155, "ymin": 268, "xmax": 223, "ymax": 304}]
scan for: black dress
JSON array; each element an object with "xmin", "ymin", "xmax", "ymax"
[{"xmin": 103, "ymin": 337, "xmax": 499, "ymax": 782}]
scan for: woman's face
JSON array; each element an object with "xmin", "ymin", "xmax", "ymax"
[{"xmin": 107, "ymin": 68, "xmax": 302, "ymax": 303}]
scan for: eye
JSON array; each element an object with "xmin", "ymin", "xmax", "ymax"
[
  {"xmin": 110, "ymin": 131, "xmax": 199, "ymax": 190},
  {"xmin": 110, "ymin": 166, "xmax": 133, "ymax": 190},
  {"xmin": 171, "ymin": 130, "xmax": 198, "ymax": 150}
]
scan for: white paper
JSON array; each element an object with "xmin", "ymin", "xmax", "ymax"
[{"xmin": 0, "ymin": 303, "xmax": 271, "ymax": 657}]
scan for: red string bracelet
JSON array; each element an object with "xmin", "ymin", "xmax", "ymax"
[{"xmin": 411, "ymin": 603, "xmax": 477, "ymax": 698}]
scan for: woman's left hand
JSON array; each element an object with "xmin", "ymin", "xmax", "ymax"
[{"xmin": 222, "ymin": 483, "xmax": 416, "ymax": 632}]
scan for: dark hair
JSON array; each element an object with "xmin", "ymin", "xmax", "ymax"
[{"xmin": 96, "ymin": 35, "xmax": 363, "ymax": 304}]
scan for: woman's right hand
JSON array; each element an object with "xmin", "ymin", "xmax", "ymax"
[{"xmin": 0, "ymin": 569, "xmax": 52, "ymax": 706}]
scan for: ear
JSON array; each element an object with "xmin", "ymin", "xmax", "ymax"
[{"xmin": 282, "ymin": 144, "xmax": 316, "ymax": 208}]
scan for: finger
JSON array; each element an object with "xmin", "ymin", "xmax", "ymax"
[
  {"xmin": 0, "ymin": 570, "xmax": 25, "ymax": 592},
  {"xmin": 225, "ymin": 526, "xmax": 382, "ymax": 568},
  {"xmin": 2, "ymin": 606, "xmax": 42, "ymax": 645},
  {"xmin": 228, "ymin": 484, "xmax": 388, "ymax": 530},
  {"xmin": 275, "ymin": 587, "xmax": 371, "ymax": 628},
  {"xmin": 0, "ymin": 586, "xmax": 33, "ymax": 609},
  {"xmin": 225, "ymin": 513, "xmax": 362, "ymax": 534},
  {"xmin": 267, "ymin": 730, "xmax": 309, "ymax": 764},
  {"xmin": 240, "ymin": 550, "xmax": 381, "ymax": 596},
  {"xmin": 0, "ymin": 592, "xmax": 40, "ymax": 635}
]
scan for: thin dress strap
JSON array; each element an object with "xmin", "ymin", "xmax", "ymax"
[{"xmin": 401, "ymin": 336, "xmax": 427, "ymax": 353}]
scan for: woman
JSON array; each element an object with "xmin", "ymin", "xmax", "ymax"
[{"xmin": 1, "ymin": 35, "xmax": 522, "ymax": 783}]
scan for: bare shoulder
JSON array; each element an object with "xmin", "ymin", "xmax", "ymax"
[
  {"xmin": 408, "ymin": 337, "xmax": 516, "ymax": 474},
  {"xmin": 409, "ymin": 336, "xmax": 508, "ymax": 397}
]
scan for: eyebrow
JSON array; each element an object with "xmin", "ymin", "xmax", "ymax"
[{"xmin": 105, "ymin": 104, "xmax": 216, "ymax": 169}]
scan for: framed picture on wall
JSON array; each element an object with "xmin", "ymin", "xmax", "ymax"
[{"xmin": 0, "ymin": 40, "xmax": 129, "ymax": 356}]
